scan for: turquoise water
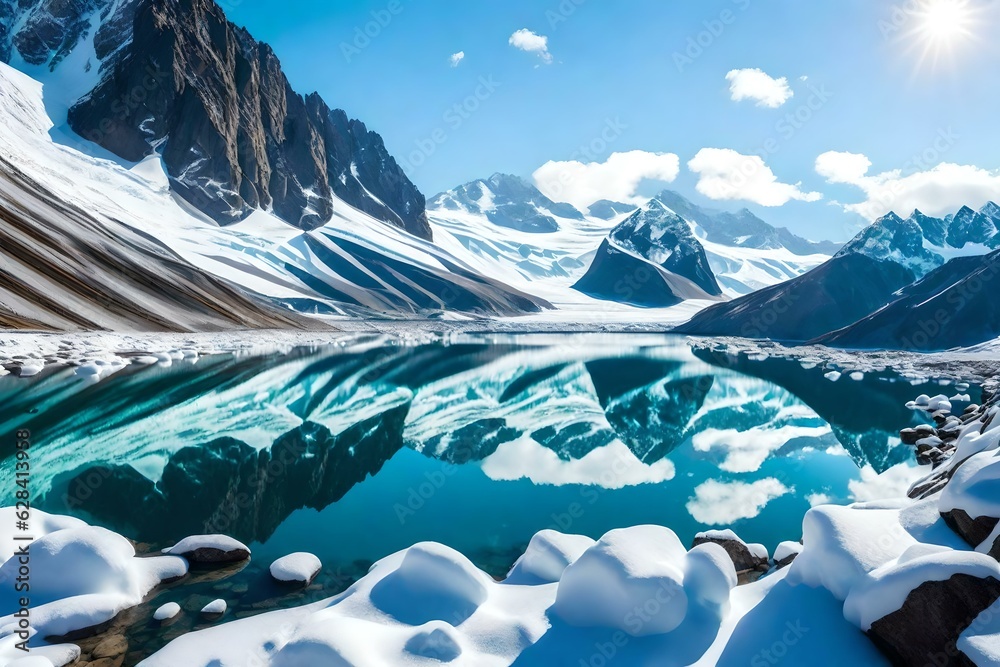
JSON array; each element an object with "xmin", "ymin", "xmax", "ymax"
[
  {"xmin": 0, "ymin": 334, "xmax": 973, "ymax": 660},
  {"xmin": 1, "ymin": 334, "xmax": 967, "ymax": 564}
]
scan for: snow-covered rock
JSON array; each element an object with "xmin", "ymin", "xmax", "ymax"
[
  {"xmin": 786, "ymin": 504, "xmax": 918, "ymax": 600},
  {"xmin": 774, "ymin": 541, "xmax": 803, "ymax": 569},
  {"xmin": 270, "ymin": 553, "xmax": 322, "ymax": 585},
  {"xmin": 692, "ymin": 529, "xmax": 770, "ymax": 583},
  {"xmin": 846, "ymin": 548, "xmax": 1000, "ymax": 665},
  {"xmin": 153, "ymin": 602, "xmax": 181, "ymax": 622},
  {"xmin": 504, "ymin": 530, "xmax": 595, "ymax": 585},
  {"xmin": 163, "ymin": 535, "xmax": 250, "ymax": 564},
  {"xmin": 200, "ymin": 600, "xmax": 227, "ymax": 617}
]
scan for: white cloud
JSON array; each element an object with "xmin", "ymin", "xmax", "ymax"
[
  {"xmin": 726, "ymin": 68, "xmax": 794, "ymax": 108},
  {"xmin": 532, "ymin": 150, "xmax": 680, "ymax": 211},
  {"xmin": 848, "ymin": 463, "xmax": 924, "ymax": 502},
  {"xmin": 806, "ymin": 492, "xmax": 833, "ymax": 507},
  {"xmin": 509, "ymin": 29, "xmax": 553, "ymax": 64},
  {"xmin": 688, "ymin": 148, "xmax": 823, "ymax": 207},
  {"xmin": 449, "ymin": 51, "xmax": 465, "ymax": 67},
  {"xmin": 481, "ymin": 438, "xmax": 675, "ymax": 488},
  {"xmin": 816, "ymin": 149, "xmax": 1000, "ymax": 220},
  {"xmin": 686, "ymin": 478, "xmax": 793, "ymax": 525},
  {"xmin": 691, "ymin": 425, "xmax": 832, "ymax": 474}
]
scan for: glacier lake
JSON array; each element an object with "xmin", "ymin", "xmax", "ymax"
[{"xmin": 0, "ymin": 334, "xmax": 974, "ymax": 661}]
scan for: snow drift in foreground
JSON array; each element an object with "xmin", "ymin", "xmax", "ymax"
[{"xmin": 0, "ymin": 510, "xmax": 187, "ymax": 664}]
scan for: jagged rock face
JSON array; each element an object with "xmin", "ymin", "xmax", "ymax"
[
  {"xmin": 428, "ymin": 174, "xmax": 584, "ymax": 233},
  {"xmin": 839, "ymin": 204, "xmax": 1000, "ymax": 278},
  {"xmin": 608, "ymin": 200, "xmax": 723, "ymax": 297},
  {"xmin": 571, "ymin": 199, "xmax": 726, "ymax": 307},
  {"xmin": 654, "ymin": 189, "xmax": 841, "ymax": 256},
  {"xmin": 913, "ymin": 210, "xmax": 948, "ymax": 247},
  {"xmin": 948, "ymin": 206, "xmax": 999, "ymax": 248},
  {"xmin": 4, "ymin": 0, "xmax": 107, "ymax": 67},
  {"xmin": 837, "ymin": 212, "xmax": 943, "ymax": 276},
  {"xmin": 5, "ymin": 0, "xmax": 430, "ymax": 239},
  {"xmin": 573, "ymin": 239, "xmax": 706, "ymax": 308}
]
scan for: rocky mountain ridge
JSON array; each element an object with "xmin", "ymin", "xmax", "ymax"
[
  {"xmin": 2, "ymin": 0, "xmax": 431, "ymax": 239},
  {"xmin": 428, "ymin": 173, "xmax": 585, "ymax": 233}
]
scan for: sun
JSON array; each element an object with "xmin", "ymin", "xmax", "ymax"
[
  {"xmin": 917, "ymin": 0, "xmax": 974, "ymax": 45},
  {"xmin": 906, "ymin": 0, "xmax": 979, "ymax": 69}
]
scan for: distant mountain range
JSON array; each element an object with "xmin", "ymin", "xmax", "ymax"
[
  {"xmin": 676, "ymin": 204, "xmax": 1000, "ymax": 350},
  {"xmin": 429, "ymin": 173, "xmax": 585, "ymax": 233},
  {"xmin": 428, "ymin": 176, "xmax": 838, "ymax": 309}
]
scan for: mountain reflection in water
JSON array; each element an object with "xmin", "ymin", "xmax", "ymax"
[{"xmin": 0, "ymin": 335, "xmax": 968, "ymax": 566}]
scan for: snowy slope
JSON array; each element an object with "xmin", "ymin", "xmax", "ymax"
[
  {"xmin": 430, "ymin": 185, "xmax": 831, "ymax": 311},
  {"xmin": 0, "ymin": 62, "xmax": 547, "ymax": 324}
]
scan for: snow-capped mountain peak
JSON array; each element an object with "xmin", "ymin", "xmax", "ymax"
[
  {"xmin": 838, "ymin": 205, "xmax": 1000, "ymax": 278},
  {"xmin": 2, "ymin": 0, "xmax": 431, "ymax": 240},
  {"xmin": 428, "ymin": 173, "xmax": 585, "ymax": 233}
]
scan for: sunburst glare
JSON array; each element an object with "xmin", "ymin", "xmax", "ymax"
[{"xmin": 905, "ymin": 0, "xmax": 980, "ymax": 70}]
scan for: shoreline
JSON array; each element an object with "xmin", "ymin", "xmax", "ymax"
[{"xmin": 2, "ymin": 327, "xmax": 1000, "ymax": 382}]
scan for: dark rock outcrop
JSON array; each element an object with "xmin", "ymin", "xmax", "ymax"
[
  {"xmin": 942, "ymin": 508, "xmax": 1000, "ymax": 554},
  {"xmin": 608, "ymin": 199, "xmax": 722, "ymax": 296},
  {"xmin": 867, "ymin": 574, "xmax": 1000, "ymax": 667},
  {"xmin": 16, "ymin": 0, "xmax": 431, "ymax": 239},
  {"xmin": 169, "ymin": 543, "xmax": 250, "ymax": 565},
  {"xmin": 573, "ymin": 239, "xmax": 712, "ymax": 308},
  {"xmin": 814, "ymin": 250, "xmax": 1000, "ymax": 351},
  {"xmin": 674, "ymin": 253, "xmax": 915, "ymax": 341}
]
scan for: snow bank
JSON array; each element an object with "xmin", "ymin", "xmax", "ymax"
[
  {"xmin": 369, "ymin": 543, "xmax": 490, "ymax": 626},
  {"xmin": 786, "ymin": 504, "xmax": 917, "ymax": 600},
  {"xmin": 142, "ymin": 540, "xmax": 552, "ymax": 666},
  {"xmin": 505, "ymin": 530, "xmax": 595, "ymax": 585},
  {"xmin": 553, "ymin": 525, "xmax": 735, "ymax": 636},
  {"xmin": 0, "ymin": 511, "xmax": 187, "ymax": 663},
  {"xmin": 270, "ymin": 553, "xmax": 322, "ymax": 585}
]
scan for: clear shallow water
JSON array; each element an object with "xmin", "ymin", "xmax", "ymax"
[{"xmin": 0, "ymin": 334, "xmax": 975, "ymax": 661}]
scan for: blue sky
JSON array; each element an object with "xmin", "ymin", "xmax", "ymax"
[{"xmin": 226, "ymin": 0, "xmax": 1000, "ymax": 242}]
